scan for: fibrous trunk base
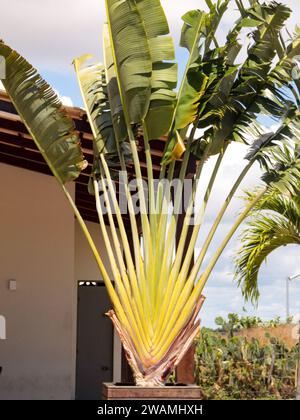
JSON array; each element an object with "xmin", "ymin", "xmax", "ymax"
[
  {"xmin": 135, "ymin": 376, "xmax": 164, "ymax": 387},
  {"xmin": 107, "ymin": 295, "xmax": 205, "ymax": 386}
]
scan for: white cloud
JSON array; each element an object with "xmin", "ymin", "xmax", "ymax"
[
  {"xmin": 0, "ymin": 0, "xmax": 298, "ymax": 74},
  {"xmin": 54, "ymin": 90, "xmax": 74, "ymax": 107},
  {"xmin": 60, "ymin": 95, "xmax": 74, "ymax": 107},
  {"xmin": 0, "ymin": 81, "xmax": 74, "ymax": 107}
]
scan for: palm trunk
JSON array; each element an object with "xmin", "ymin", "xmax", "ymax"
[{"xmin": 107, "ymin": 296, "xmax": 205, "ymax": 386}]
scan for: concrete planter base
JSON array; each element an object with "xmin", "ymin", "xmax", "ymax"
[{"xmin": 102, "ymin": 383, "xmax": 203, "ymax": 400}]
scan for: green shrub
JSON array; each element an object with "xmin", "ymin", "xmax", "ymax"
[{"xmin": 195, "ymin": 316, "xmax": 298, "ymax": 400}]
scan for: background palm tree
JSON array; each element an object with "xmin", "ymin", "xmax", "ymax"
[{"xmin": 235, "ymin": 182, "xmax": 300, "ymax": 301}]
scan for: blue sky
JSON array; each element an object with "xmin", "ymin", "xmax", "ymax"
[{"xmin": 0, "ymin": 0, "xmax": 299, "ymax": 328}]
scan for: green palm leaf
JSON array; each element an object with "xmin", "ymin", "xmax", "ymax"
[
  {"xmin": 251, "ymin": 190, "xmax": 300, "ymax": 230},
  {"xmin": 161, "ymin": 1, "xmax": 231, "ymax": 164},
  {"xmin": 0, "ymin": 41, "xmax": 86, "ymax": 185},
  {"xmin": 105, "ymin": 0, "xmax": 178, "ymax": 138},
  {"xmin": 194, "ymin": 0, "xmax": 292, "ymax": 150},
  {"xmin": 174, "ymin": 9, "xmax": 209, "ymax": 131},
  {"xmin": 74, "ymin": 54, "xmax": 131, "ymax": 168},
  {"xmin": 104, "ymin": 0, "xmax": 152, "ymax": 124},
  {"xmin": 189, "ymin": 0, "xmax": 295, "ymax": 165},
  {"xmin": 136, "ymin": 0, "xmax": 178, "ymax": 140},
  {"xmin": 261, "ymin": 144, "xmax": 300, "ymax": 196},
  {"xmin": 74, "ymin": 55, "xmax": 117, "ymax": 159},
  {"xmin": 235, "ymin": 191, "xmax": 300, "ymax": 301},
  {"xmin": 229, "ymin": 1, "xmax": 292, "ymax": 143},
  {"xmin": 103, "ymin": 24, "xmax": 128, "ymax": 149},
  {"xmin": 235, "ymin": 135, "xmax": 300, "ymax": 301}
]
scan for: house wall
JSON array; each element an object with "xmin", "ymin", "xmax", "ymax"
[
  {"xmin": 0, "ymin": 163, "xmax": 121, "ymax": 400},
  {"xmin": 0, "ymin": 163, "xmax": 76, "ymax": 400},
  {"xmin": 75, "ymin": 221, "xmax": 114, "ymax": 281}
]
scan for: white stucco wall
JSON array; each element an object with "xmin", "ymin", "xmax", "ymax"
[
  {"xmin": 0, "ymin": 163, "xmax": 121, "ymax": 399},
  {"xmin": 75, "ymin": 221, "xmax": 114, "ymax": 281},
  {"xmin": 0, "ymin": 163, "xmax": 76, "ymax": 400}
]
